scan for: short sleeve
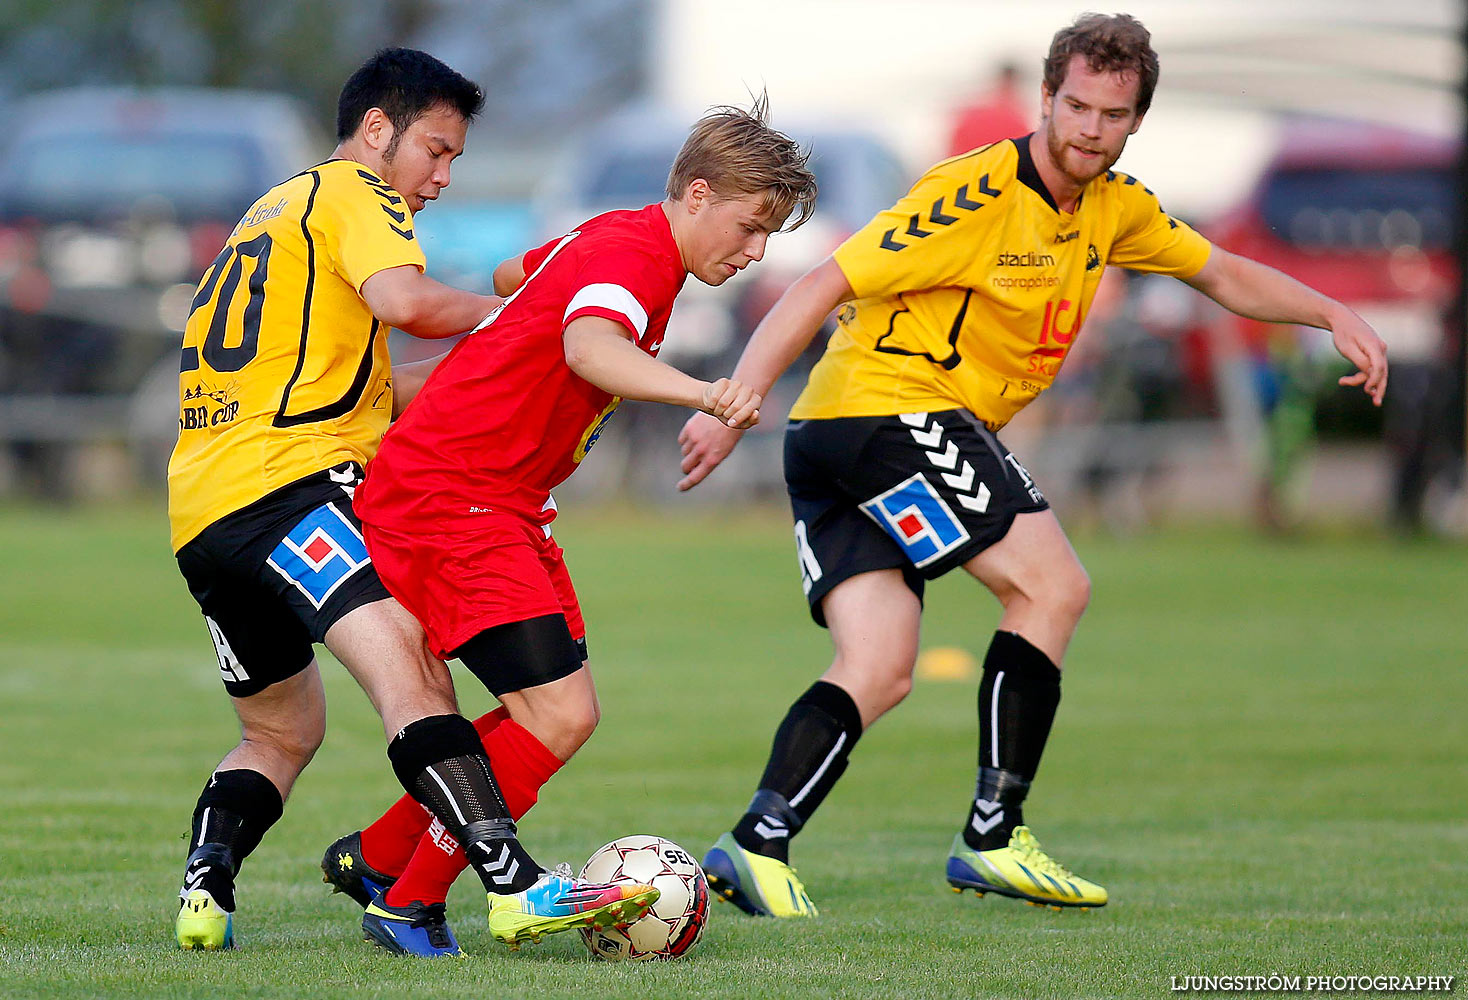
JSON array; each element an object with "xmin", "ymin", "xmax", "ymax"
[
  {"xmin": 560, "ymin": 248, "xmax": 668, "ymax": 341},
  {"xmin": 832, "ymin": 162, "xmax": 999, "ymax": 298},
  {"xmin": 521, "ymin": 238, "xmax": 559, "ymax": 278},
  {"xmin": 1107, "ymin": 174, "xmax": 1212, "ymax": 278},
  {"xmin": 314, "ymin": 166, "xmax": 426, "ymax": 291}
]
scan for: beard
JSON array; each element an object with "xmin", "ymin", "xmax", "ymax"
[{"xmin": 1044, "ymin": 120, "xmax": 1122, "ymax": 187}]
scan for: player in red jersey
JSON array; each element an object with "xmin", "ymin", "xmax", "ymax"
[{"xmin": 320, "ymin": 96, "xmax": 819, "ymax": 953}]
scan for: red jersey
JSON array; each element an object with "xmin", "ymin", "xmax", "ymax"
[{"xmin": 356, "ymin": 203, "xmax": 687, "ymax": 531}]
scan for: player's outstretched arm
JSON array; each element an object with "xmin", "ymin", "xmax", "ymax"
[
  {"xmin": 1184, "ymin": 247, "xmax": 1389, "ymax": 406},
  {"xmin": 492, "ymin": 254, "xmax": 527, "ymax": 296},
  {"xmin": 563, "ymin": 316, "xmax": 762, "ymax": 428},
  {"xmin": 361, "ymin": 264, "xmax": 502, "ymax": 340},
  {"xmin": 677, "ymin": 257, "xmax": 854, "ymax": 491},
  {"xmin": 390, "ymin": 352, "xmax": 452, "ymax": 418}
]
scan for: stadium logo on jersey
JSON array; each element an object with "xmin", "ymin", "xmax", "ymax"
[
  {"xmin": 995, "ymin": 251, "xmax": 1056, "ymax": 267},
  {"xmin": 573, "ymin": 397, "xmax": 622, "ymax": 463},
  {"xmin": 860, "ymin": 474, "xmax": 970, "ymax": 569},
  {"xmin": 266, "ymin": 503, "xmax": 370, "ymax": 609}
]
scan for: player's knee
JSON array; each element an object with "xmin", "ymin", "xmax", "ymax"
[
  {"xmin": 244, "ymin": 719, "xmax": 323, "ymax": 770},
  {"xmin": 828, "ymin": 647, "xmax": 915, "ymax": 718},
  {"xmin": 522, "ymin": 698, "xmax": 598, "ymax": 761},
  {"xmin": 561, "ymin": 700, "xmax": 600, "ymax": 753},
  {"xmin": 879, "ymin": 670, "xmax": 915, "ymax": 713},
  {"xmin": 1053, "ymin": 562, "xmax": 1092, "ymax": 622}
]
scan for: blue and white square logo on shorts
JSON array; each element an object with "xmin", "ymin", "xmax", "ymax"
[
  {"xmin": 266, "ymin": 503, "xmax": 370, "ymax": 609},
  {"xmin": 860, "ymin": 474, "xmax": 971, "ymax": 569}
]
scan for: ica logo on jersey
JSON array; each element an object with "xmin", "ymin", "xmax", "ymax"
[
  {"xmin": 574, "ymin": 397, "xmax": 621, "ymax": 463},
  {"xmin": 1028, "ymin": 298, "xmax": 1086, "ymax": 377}
]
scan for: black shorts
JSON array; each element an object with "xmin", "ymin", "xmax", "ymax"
[
  {"xmin": 175, "ymin": 462, "xmax": 392, "ymax": 697},
  {"xmin": 784, "ymin": 411, "xmax": 1049, "ymax": 626}
]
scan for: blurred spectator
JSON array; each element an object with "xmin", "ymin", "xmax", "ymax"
[
  {"xmin": 1384, "ymin": 298, "xmax": 1465, "ymax": 534},
  {"xmin": 945, "ymin": 62, "xmax": 1031, "ymax": 156}
]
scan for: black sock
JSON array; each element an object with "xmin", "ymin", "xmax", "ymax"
[
  {"xmin": 461, "ymin": 818, "xmax": 544, "ymax": 894},
  {"xmin": 732, "ymin": 681, "xmax": 863, "ymax": 863},
  {"xmin": 965, "ymin": 631, "xmax": 1061, "ymax": 851},
  {"xmin": 387, "ymin": 714, "xmax": 543, "ymax": 893},
  {"xmin": 181, "ymin": 769, "xmax": 283, "ymax": 911}
]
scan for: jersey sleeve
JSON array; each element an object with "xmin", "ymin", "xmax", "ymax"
[
  {"xmin": 521, "ymin": 238, "xmax": 558, "ymax": 277},
  {"xmin": 832, "ymin": 161, "xmax": 999, "ymax": 298},
  {"xmin": 1106, "ymin": 173, "xmax": 1212, "ymax": 278},
  {"xmin": 314, "ymin": 167, "xmax": 427, "ymax": 291},
  {"xmin": 560, "ymin": 248, "xmax": 665, "ymax": 342}
]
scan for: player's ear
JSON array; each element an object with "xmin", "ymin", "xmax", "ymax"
[
  {"xmin": 684, "ymin": 178, "xmax": 712, "ymax": 213},
  {"xmin": 1129, "ymin": 112, "xmax": 1145, "ymax": 135},
  {"xmin": 360, "ymin": 107, "xmax": 394, "ymax": 153}
]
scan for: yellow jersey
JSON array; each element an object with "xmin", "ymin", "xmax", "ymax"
[
  {"xmin": 791, "ymin": 136, "xmax": 1212, "ymax": 429},
  {"xmin": 167, "ymin": 159, "xmax": 426, "ymax": 551}
]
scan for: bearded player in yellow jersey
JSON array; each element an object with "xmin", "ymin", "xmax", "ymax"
[
  {"xmin": 680, "ymin": 14, "xmax": 1388, "ymax": 917},
  {"xmin": 169, "ymin": 50, "xmax": 658, "ymax": 955}
]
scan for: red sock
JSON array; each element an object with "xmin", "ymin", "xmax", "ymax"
[
  {"xmin": 358, "ymin": 707, "xmax": 511, "ymax": 875},
  {"xmin": 384, "ymin": 717, "xmax": 563, "ymax": 907}
]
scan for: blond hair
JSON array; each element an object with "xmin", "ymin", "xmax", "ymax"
[{"xmin": 666, "ymin": 93, "xmax": 818, "ymax": 232}]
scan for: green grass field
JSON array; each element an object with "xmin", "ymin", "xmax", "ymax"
[{"xmin": 0, "ymin": 503, "xmax": 1463, "ymax": 999}]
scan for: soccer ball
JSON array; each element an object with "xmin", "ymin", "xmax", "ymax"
[{"xmin": 578, "ymin": 834, "xmax": 709, "ymax": 961}]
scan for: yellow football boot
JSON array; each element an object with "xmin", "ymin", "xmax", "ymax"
[
  {"xmin": 702, "ymin": 832, "xmax": 818, "ymax": 918},
  {"xmin": 946, "ymin": 826, "xmax": 1107, "ymax": 909},
  {"xmin": 176, "ymin": 889, "xmax": 234, "ymax": 950}
]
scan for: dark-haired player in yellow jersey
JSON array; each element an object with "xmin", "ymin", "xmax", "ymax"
[
  {"xmin": 679, "ymin": 13, "xmax": 1388, "ymax": 917},
  {"xmin": 170, "ymin": 49, "xmax": 657, "ymax": 956}
]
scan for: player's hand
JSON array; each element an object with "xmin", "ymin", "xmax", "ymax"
[
  {"xmin": 678, "ymin": 411, "xmax": 745, "ymax": 491},
  {"xmin": 1331, "ymin": 311, "xmax": 1388, "ymax": 406},
  {"xmin": 700, "ymin": 377, "xmax": 761, "ymax": 430}
]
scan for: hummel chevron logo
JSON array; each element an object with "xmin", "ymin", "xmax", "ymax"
[
  {"xmin": 880, "ymin": 174, "xmax": 1002, "ymax": 251},
  {"xmin": 925, "ymin": 440, "xmax": 960, "ymax": 470},
  {"xmin": 183, "ymin": 868, "xmax": 211, "ymax": 892},
  {"xmin": 356, "ymin": 169, "xmax": 404, "ymax": 205},
  {"xmin": 970, "ymin": 798, "xmax": 1004, "ymax": 835},
  {"xmin": 942, "ymin": 461, "xmax": 975, "ymax": 492},
  {"xmin": 901, "ymin": 412, "xmax": 945, "ymax": 447},
  {"xmin": 475, "ymin": 842, "xmax": 522, "ymax": 885},
  {"xmin": 911, "ymin": 423, "xmax": 944, "ymax": 448},
  {"xmin": 930, "ymin": 197, "xmax": 959, "ymax": 226},
  {"xmin": 957, "ymin": 483, "xmax": 991, "ymax": 513},
  {"xmin": 754, "ymin": 820, "xmax": 791, "ymax": 840},
  {"xmin": 905, "ymin": 213, "xmax": 933, "ymax": 239},
  {"xmin": 912, "ymin": 425, "xmax": 944, "ymax": 448}
]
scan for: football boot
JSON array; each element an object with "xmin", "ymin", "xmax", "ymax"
[
  {"xmin": 487, "ymin": 864, "xmax": 659, "ymax": 949},
  {"xmin": 946, "ymin": 826, "xmax": 1107, "ymax": 909},
  {"xmin": 176, "ymin": 845, "xmax": 236, "ymax": 950},
  {"xmin": 176, "ymin": 889, "xmax": 234, "ymax": 950},
  {"xmin": 702, "ymin": 832, "xmax": 817, "ymax": 918},
  {"xmin": 362, "ymin": 891, "xmax": 464, "ymax": 957},
  {"xmin": 321, "ymin": 831, "xmax": 398, "ymax": 909}
]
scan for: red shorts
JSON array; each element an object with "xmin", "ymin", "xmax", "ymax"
[{"xmin": 363, "ymin": 513, "xmax": 585, "ymax": 658}]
